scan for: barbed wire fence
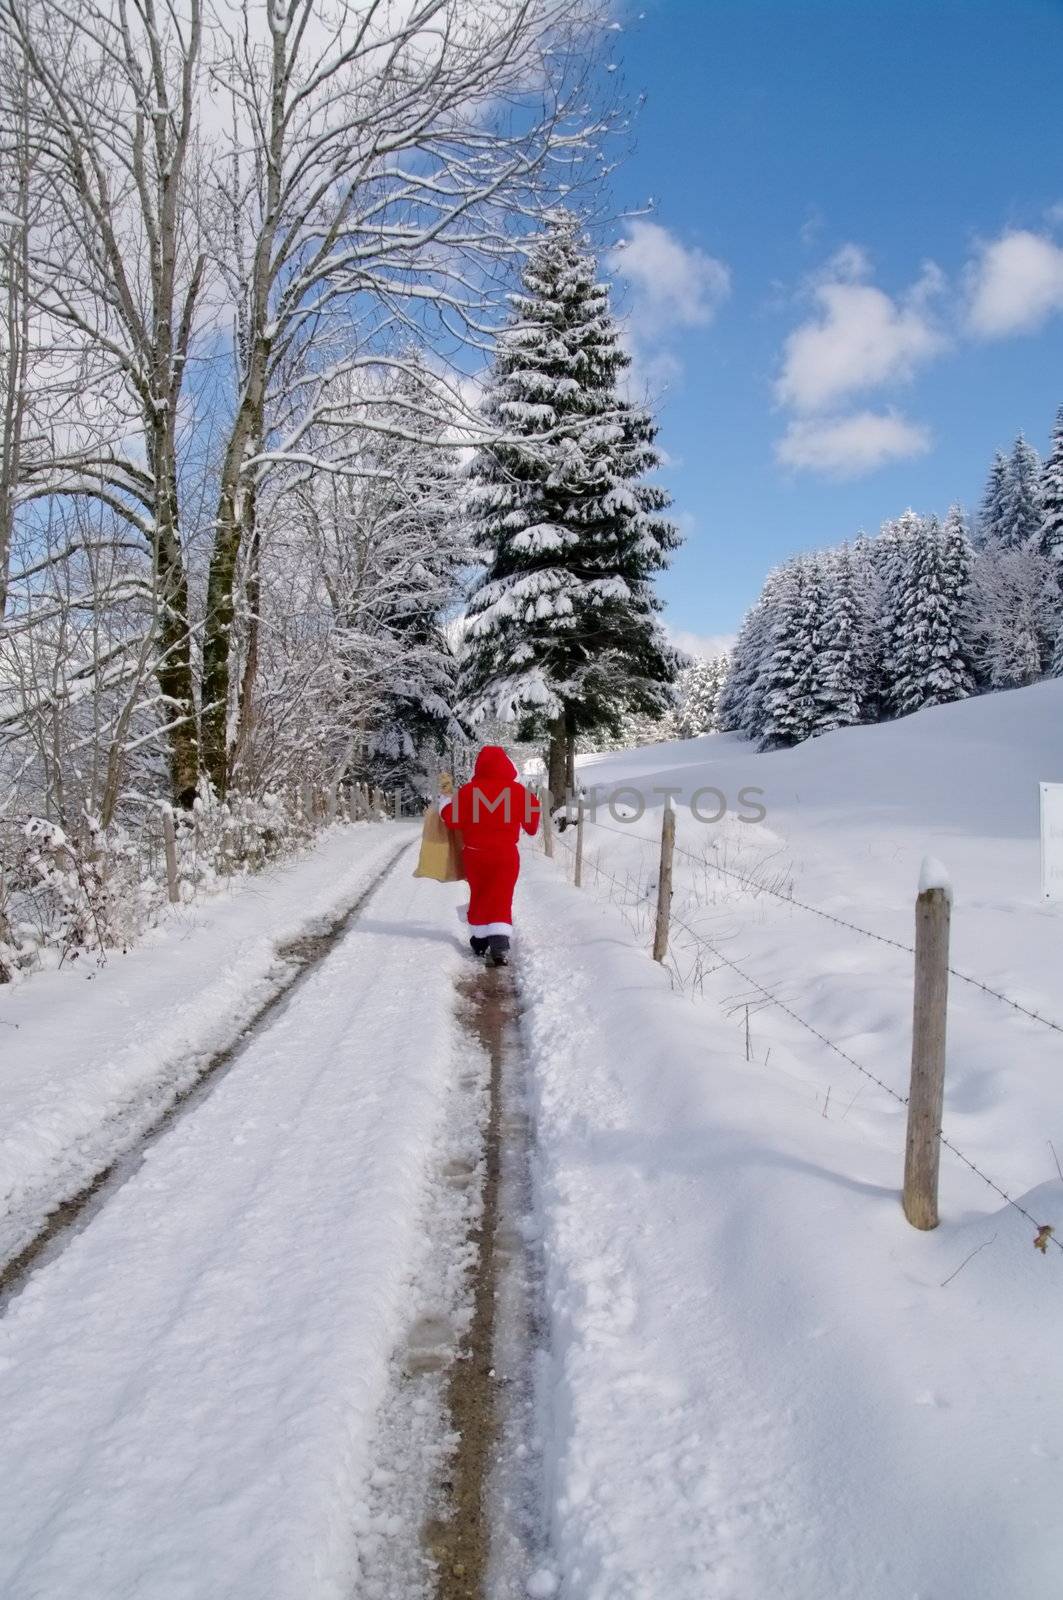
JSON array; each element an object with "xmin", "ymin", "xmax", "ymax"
[{"xmin": 543, "ymin": 794, "xmax": 1063, "ymax": 1259}]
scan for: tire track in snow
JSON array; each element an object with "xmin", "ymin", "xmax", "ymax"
[
  {"xmin": 0, "ymin": 840, "xmax": 412, "ymax": 1316},
  {"xmin": 362, "ymin": 956, "xmax": 551, "ymax": 1600}
]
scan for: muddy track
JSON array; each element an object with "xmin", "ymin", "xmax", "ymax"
[
  {"xmin": 0, "ymin": 839, "xmax": 412, "ymax": 1314},
  {"xmin": 427, "ymin": 962, "xmax": 524, "ymax": 1600}
]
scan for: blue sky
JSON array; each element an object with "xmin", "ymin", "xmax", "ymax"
[{"xmin": 600, "ymin": 0, "xmax": 1063, "ymax": 649}]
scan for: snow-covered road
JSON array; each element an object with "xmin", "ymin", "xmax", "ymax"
[
  {"xmin": 3, "ymin": 689, "xmax": 1063, "ymax": 1600},
  {"xmin": 0, "ymin": 839, "xmax": 473, "ymax": 1600}
]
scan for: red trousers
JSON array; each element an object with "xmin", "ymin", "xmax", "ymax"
[{"xmin": 463, "ymin": 843, "xmax": 520, "ymax": 936}]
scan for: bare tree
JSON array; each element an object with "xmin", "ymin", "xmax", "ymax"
[
  {"xmin": 1, "ymin": 0, "xmax": 212, "ymax": 804},
  {"xmin": 200, "ymin": 0, "xmax": 609, "ymax": 791}
]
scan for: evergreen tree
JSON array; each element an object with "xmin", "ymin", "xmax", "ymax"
[
  {"xmin": 759, "ymin": 556, "xmax": 827, "ymax": 748},
  {"xmin": 878, "ymin": 509, "xmax": 925, "ymax": 704},
  {"xmin": 674, "ymin": 654, "xmax": 728, "ymax": 737},
  {"xmin": 975, "ymin": 451, "xmax": 1009, "ymax": 549},
  {"xmin": 1039, "ymin": 405, "xmax": 1063, "ymax": 568},
  {"xmin": 997, "ymin": 434, "xmax": 1043, "ymax": 550},
  {"xmin": 716, "ymin": 597, "xmax": 768, "ymax": 734},
  {"xmin": 812, "ymin": 545, "xmax": 868, "ymax": 734},
  {"xmin": 309, "ymin": 362, "xmax": 469, "ymax": 802},
  {"xmin": 850, "ymin": 530, "xmax": 890, "ymax": 718},
  {"xmin": 717, "ymin": 566, "xmax": 788, "ymax": 741},
  {"xmin": 888, "ymin": 512, "xmax": 974, "ymax": 715},
  {"xmin": 460, "ymin": 213, "xmax": 681, "ymax": 796}
]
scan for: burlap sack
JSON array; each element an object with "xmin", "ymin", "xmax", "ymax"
[{"xmin": 412, "ymin": 804, "xmax": 464, "ymax": 882}]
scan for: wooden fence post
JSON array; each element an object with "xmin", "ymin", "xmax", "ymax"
[
  {"xmin": 540, "ymin": 786, "xmax": 554, "ymax": 858},
  {"xmin": 652, "ymin": 801, "xmax": 676, "ymax": 963},
  {"xmin": 161, "ymin": 806, "xmax": 180, "ymax": 905},
  {"xmin": 574, "ymin": 798, "xmax": 585, "ymax": 888},
  {"xmin": 393, "ymin": 787, "xmax": 401, "ymax": 820},
  {"xmin": 903, "ymin": 866, "xmax": 952, "ymax": 1230}
]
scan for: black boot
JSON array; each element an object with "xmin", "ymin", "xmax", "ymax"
[
  {"xmin": 485, "ymin": 934, "xmax": 510, "ymax": 968},
  {"xmin": 470, "ymin": 935, "xmax": 489, "ymax": 957}
]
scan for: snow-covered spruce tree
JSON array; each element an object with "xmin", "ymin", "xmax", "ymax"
[
  {"xmin": 460, "ymin": 213, "xmax": 681, "ymax": 797},
  {"xmin": 850, "ymin": 530, "xmax": 892, "ymax": 720},
  {"xmin": 877, "ymin": 509, "xmax": 927, "ymax": 706},
  {"xmin": 758, "ymin": 556, "xmax": 828, "ymax": 748},
  {"xmin": 887, "ymin": 512, "xmax": 974, "ymax": 716},
  {"xmin": 717, "ymin": 565, "xmax": 790, "ymax": 741},
  {"xmin": 996, "ymin": 435, "xmax": 1043, "ymax": 550},
  {"xmin": 716, "ymin": 597, "xmax": 769, "ymax": 735},
  {"xmin": 674, "ymin": 655, "xmax": 729, "ymax": 737},
  {"xmin": 975, "ymin": 450, "xmax": 1010, "ymax": 549},
  {"xmin": 1039, "ymin": 405, "xmax": 1063, "ymax": 568},
  {"xmin": 812, "ymin": 545, "xmax": 869, "ymax": 734}
]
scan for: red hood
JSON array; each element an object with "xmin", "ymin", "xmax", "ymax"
[{"xmin": 472, "ymin": 745, "xmax": 518, "ymax": 787}]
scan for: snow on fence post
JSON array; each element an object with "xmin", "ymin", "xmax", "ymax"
[
  {"xmin": 540, "ymin": 787, "xmax": 554, "ymax": 858},
  {"xmin": 393, "ymin": 788, "xmax": 401, "ymax": 820},
  {"xmin": 652, "ymin": 799, "xmax": 676, "ymax": 963},
  {"xmin": 903, "ymin": 859, "xmax": 952, "ymax": 1230},
  {"xmin": 161, "ymin": 806, "xmax": 180, "ymax": 905},
  {"xmin": 574, "ymin": 796, "xmax": 585, "ymax": 888}
]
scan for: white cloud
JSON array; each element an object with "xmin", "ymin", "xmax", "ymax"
[
  {"xmin": 666, "ymin": 625, "xmax": 736, "ymax": 660},
  {"xmin": 607, "ymin": 220, "xmax": 731, "ymax": 338},
  {"xmin": 775, "ymin": 411, "xmax": 932, "ymax": 478},
  {"xmin": 966, "ymin": 229, "xmax": 1063, "ymax": 337},
  {"xmin": 776, "ymin": 249, "xmax": 946, "ymax": 413}
]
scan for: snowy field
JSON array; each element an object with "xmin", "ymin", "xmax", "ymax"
[
  {"xmin": 516, "ymin": 678, "xmax": 1063, "ymax": 1599},
  {"xmin": 0, "ymin": 685, "xmax": 1061, "ymax": 1599}
]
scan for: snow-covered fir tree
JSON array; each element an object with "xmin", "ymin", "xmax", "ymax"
[
  {"xmin": 674, "ymin": 655, "xmax": 729, "ymax": 737},
  {"xmin": 975, "ymin": 451, "xmax": 1010, "ymax": 548},
  {"xmin": 877, "ymin": 509, "xmax": 925, "ymax": 702},
  {"xmin": 1039, "ymin": 405, "xmax": 1063, "ymax": 568},
  {"xmin": 759, "ymin": 556, "xmax": 828, "ymax": 747},
  {"xmin": 460, "ymin": 212, "xmax": 681, "ymax": 796},
  {"xmin": 887, "ymin": 512, "xmax": 974, "ymax": 716},
  {"xmin": 995, "ymin": 435, "xmax": 1043, "ymax": 550},
  {"xmin": 716, "ymin": 595, "xmax": 769, "ymax": 734},
  {"xmin": 282, "ymin": 363, "xmax": 470, "ymax": 804},
  {"xmin": 812, "ymin": 545, "xmax": 868, "ymax": 734},
  {"xmin": 717, "ymin": 566, "xmax": 789, "ymax": 739}
]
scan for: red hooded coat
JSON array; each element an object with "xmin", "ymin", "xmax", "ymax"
[{"xmin": 439, "ymin": 746, "xmax": 541, "ymax": 935}]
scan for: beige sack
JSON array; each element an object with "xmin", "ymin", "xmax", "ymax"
[{"xmin": 412, "ymin": 804, "xmax": 464, "ymax": 882}]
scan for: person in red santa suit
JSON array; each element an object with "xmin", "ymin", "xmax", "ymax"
[{"xmin": 438, "ymin": 745, "xmax": 541, "ymax": 967}]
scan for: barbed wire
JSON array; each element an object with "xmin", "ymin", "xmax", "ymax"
[
  {"xmin": 567, "ymin": 810, "xmax": 1063, "ymax": 1039},
  {"xmin": 545, "ymin": 823, "xmax": 1063, "ymax": 1256}
]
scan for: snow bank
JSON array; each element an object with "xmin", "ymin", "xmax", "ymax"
[
  {"xmin": 518, "ymin": 847, "xmax": 1063, "ymax": 1600},
  {"xmin": 0, "ymin": 822, "xmax": 414, "ymax": 1269},
  {"xmin": 0, "ymin": 855, "xmax": 471, "ymax": 1600},
  {"xmin": 570, "ymin": 678, "xmax": 1063, "ymax": 1203}
]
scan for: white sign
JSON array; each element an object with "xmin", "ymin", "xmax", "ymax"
[{"xmin": 1041, "ymin": 783, "xmax": 1063, "ymax": 902}]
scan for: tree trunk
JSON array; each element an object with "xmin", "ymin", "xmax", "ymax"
[
  {"xmin": 147, "ymin": 412, "xmax": 199, "ymax": 808},
  {"xmin": 202, "ymin": 388, "xmax": 263, "ymax": 794},
  {"xmin": 547, "ymin": 712, "xmax": 566, "ymax": 802}
]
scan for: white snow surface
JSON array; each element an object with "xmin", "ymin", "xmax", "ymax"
[
  {"xmin": 0, "ymin": 841, "xmax": 472, "ymax": 1599},
  {"xmin": 0, "ymin": 823, "xmax": 412, "ymax": 1269},
  {"xmin": 1, "ymin": 685, "xmax": 1062, "ymax": 1599},
  {"xmin": 919, "ymin": 852, "xmax": 953, "ymax": 899},
  {"xmin": 511, "ymin": 681, "xmax": 1063, "ymax": 1599}
]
